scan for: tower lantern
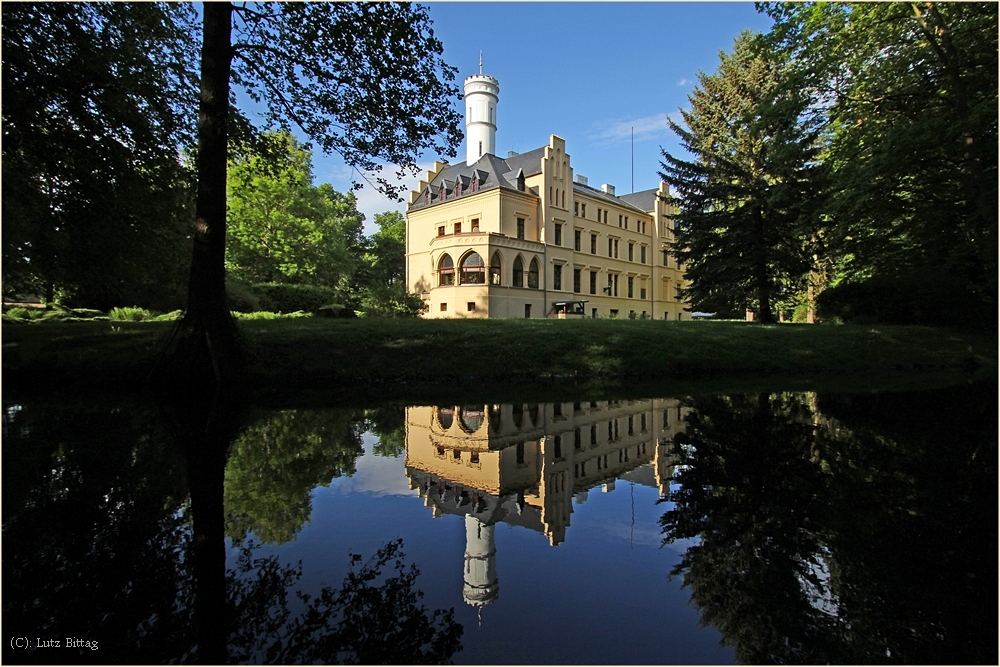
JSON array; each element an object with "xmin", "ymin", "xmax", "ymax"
[{"xmin": 464, "ymin": 61, "xmax": 499, "ymax": 166}]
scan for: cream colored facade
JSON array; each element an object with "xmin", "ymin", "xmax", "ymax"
[
  {"xmin": 406, "ymin": 71, "xmax": 689, "ymax": 320},
  {"xmin": 403, "ymin": 399, "xmax": 687, "ymax": 546},
  {"xmin": 403, "ymin": 399, "xmax": 687, "ymax": 612}
]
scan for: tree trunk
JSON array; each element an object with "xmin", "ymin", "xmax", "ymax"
[
  {"xmin": 172, "ymin": 2, "xmax": 239, "ymax": 385},
  {"xmin": 754, "ymin": 207, "xmax": 776, "ymax": 324}
]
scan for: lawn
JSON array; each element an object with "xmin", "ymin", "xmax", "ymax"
[{"xmin": 3, "ymin": 317, "xmax": 994, "ymax": 399}]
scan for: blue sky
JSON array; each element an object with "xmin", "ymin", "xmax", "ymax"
[{"xmin": 298, "ymin": 3, "xmax": 776, "ymax": 229}]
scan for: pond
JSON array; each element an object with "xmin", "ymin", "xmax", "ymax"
[{"xmin": 2, "ymin": 380, "xmax": 996, "ymax": 664}]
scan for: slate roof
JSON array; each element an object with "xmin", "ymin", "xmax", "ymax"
[
  {"xmin": 618, "ymin": 188, "xmax": 660, "ymax": 213},
  {"xmin": 408, "ymin": 145, "xmax": 659, "ymax": 215},
  {"xmin": 572, "ymin": 181, "xmax": 649, "ymax": 214},
  {"xmin": 407, "ymin": 149, "xmax": 543, "ymax": 213}
]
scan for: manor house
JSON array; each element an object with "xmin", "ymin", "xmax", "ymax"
[{"xmin": 405, "ymin": 70, "xmax": 689, "ymax": 319}]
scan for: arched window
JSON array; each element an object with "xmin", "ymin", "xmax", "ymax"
[
  {"xmin": 459, "ymin": 406, "xmax": 485, "ymax": 433},
  {"xmin": 527, "ymin": 258, "xmax": 539, "ymax": 289},
  {"xmin": 437, "ymin": 407, "xmax": 454, "ymax": 430},
  {"xmin": 460, "ymin": 252, "xmax": 485, "ymax": 284},
  {"xmin": 512, "ymin": 256, "xmax": 524, "ymax": 288},
  {"xmin": 490, "ymin": 252, "xmax": 502, "ymax": 285},
  {"xmin": 438, "ymin": 254, "xmax": 455, "ymax": 286}
]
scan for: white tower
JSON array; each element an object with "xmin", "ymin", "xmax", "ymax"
[
  {"xmin": 464, "ymin": 55, "xmax": 499, "ymax": 166},
  {"xmin": 462, "ymin": 515, "xmax": 499, "ymax": 612}
]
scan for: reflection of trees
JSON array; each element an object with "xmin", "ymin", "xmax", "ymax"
[
  {"xmin": 3, "ymin": 399, "xmax": 463, "ymax": 663},
  {"xmin": 812, "ymin": 386, "xmax": 997, "ymax": 665},
  {"xmin": 661, "ymin": 393, "xmax": 839, "ymax": 664},
  {"xmin": 224, "ymin": 408, "xmax": 365, "ymax": 545},
  {"xmin": 366, "ymin": 405, "xmax": 406, "ymax": 458},
  {"xmin": 661, "ymin": 386, "xmax": 996, "ymax": 664},
  {"xmin": 228, "ymin": 539, "xmax": 463, "ymax": 664},
  {"xmin": 2, "ymin": 399, "xmax": 194, "ymax": 664}
]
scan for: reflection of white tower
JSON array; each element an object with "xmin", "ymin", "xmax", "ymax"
[
  {"xmin": 464, "ymin": 56, "xmax": 499, "ymax": 165},
  {"xmin": 463, "ymin": 515, "xmax": 499, "ymax": 617}
]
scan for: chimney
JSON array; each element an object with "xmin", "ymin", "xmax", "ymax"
[
  {"xmin": 602, "ymin": 183, "xmax": 616, "ymax": 196},
  {"xmin": 507, "ymin": 150, "xmax": 518, "ymax": 158},
  {"xmin": 574, "ymin": 175, "xmax": 588, "ymax": 186}
]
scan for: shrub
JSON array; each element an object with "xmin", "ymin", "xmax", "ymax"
[
  {"xmin": 150, "ymin": 310, "xmax": 183, "ymax": 322},
  {"xmin": 109, "ymin": 306, "xmax": 151, "ymax": 322},
  {"xmin": 233, "ymin": 310, "xmax": 311, "ymax": 320},
  {"xmin": 358, "ymin": 287, "xmax": 422, "ymax": 318},
  {"xmin": 227, "ymin": 279, "xmax": 261, "ymax": 313},
  {"xmin": 251, "ymin": 283, "xmax": 339, "ymax": 314},
  {"xmin": 69, "ymin": 308, "xmax": 105, "ymax": 319},
  {"xmin": 818, "ymin": 273, "xmax": 993, "ymax": 328},
  {"xmin": 4, "ymin": 307, "xmax": 45, "ymax": 320}
]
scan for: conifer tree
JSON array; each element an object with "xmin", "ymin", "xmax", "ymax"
[{"xmin": 660, "ymin": 31, "xmax": 823, "ymax": 323}]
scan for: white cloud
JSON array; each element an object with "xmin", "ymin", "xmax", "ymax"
[
  {"xmin": 318, "ymin": 160, "xmax": 435, "ymax": 234},
  {"xmin": 588, "ymin": 113, "xmax": 681, "ymax": 145},
  {"xmin": 677, "ymin": 78, "xmax": 689, "ymax": 86}
]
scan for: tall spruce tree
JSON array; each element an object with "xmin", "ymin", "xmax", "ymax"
[{"xmin": 660, "ymin": 31, "xmax": 823, "ymax": 323}]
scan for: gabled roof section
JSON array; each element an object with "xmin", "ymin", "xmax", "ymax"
[
  {"xmin": 618, "ymin": 188, "xmax": 660, "ymax": 214},
  {"xmin": 407, "ymin": 150, "xmax": 542, "ymax": 213},
  {"xmin": 572, "ymin": 181, "xmax": 648, "ymax": 214},
  {"xmin": 502, "ymin": 146, "xmax": 545, "ymax": 177}
]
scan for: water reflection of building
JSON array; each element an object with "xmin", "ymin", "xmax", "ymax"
[{"xmin": 404, "ymin": 400, "xmax": 687, "ymax": 612}]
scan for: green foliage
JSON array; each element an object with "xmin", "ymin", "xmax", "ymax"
[
  {"xmin": 232, "ymin": 311, "xmax": 310, "ymax": 321},
  {"xmin": 358, "ymin": 286, "xmax": 423, "ymax": 319},
  {"xmin": 761, "ymin": 2, "xmax": 998, "ymax": 313},
  {"xmin": 108, "ymin": 306, "xmax": 152, "ymax": 322},
  {"xmin": 68, "ymin": 308, "xmax": 104, "ymax": 319},
  {"xmin": 660, "ymin": 31, "xmax": 824, "ymax": 323},
  {"xmin": 817, "ymin": 273, "xmax": 991, "ymax": 328},
  {"xmin": 225, "ymin": 132, "xmax": 359, "ymax": 288},
  {"xmin": 251, "ymin": 283, "xmax": 340, "ymax": 314},
  {"xmin": 2, "ymin": 3, "xmax": 198, "ymax": 311},
  {"xmin": 150, "ymin": 310, "xmax": 183, "ymax": 322},
  {"xmin": 4, "ymin": 307, "xmax": 45, "ymax": 321},
  {"xmin": 226, "ymin": 279, "xmax": 261, "ymax": 313},
  {"xmin": 224, "ymin": 409, "xmax": 366, "ymax": 545},
  {"xmin": 227, "ymin": 3, "xmax": 463, "ymax": 200}
]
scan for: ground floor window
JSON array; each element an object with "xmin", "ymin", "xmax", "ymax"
[
  {"xmin": 513, "ymin": 256, "xmax": 524, "ymax": 287},
  {"xmin": 527, "ymin": 258, "xmax": 539, "ymax": 289},
  {"xmin": 460, "ymin": 252, "xmax": 485, "ymax": 284},
  {"xmin": 553, "ymin": 265, "xmax": 562, "ymax": 290},
  {"xmin": 524, "ymin": 304, "xmax": 531, "ymax": 318},
  {"xmin": 438, "ymin": 254, "xmax": 454, "ymax": 286}
]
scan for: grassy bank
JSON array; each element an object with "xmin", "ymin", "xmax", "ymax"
[{"xmin": 3, "ymin": 318, "xmax": 994, "ymax": 398}]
